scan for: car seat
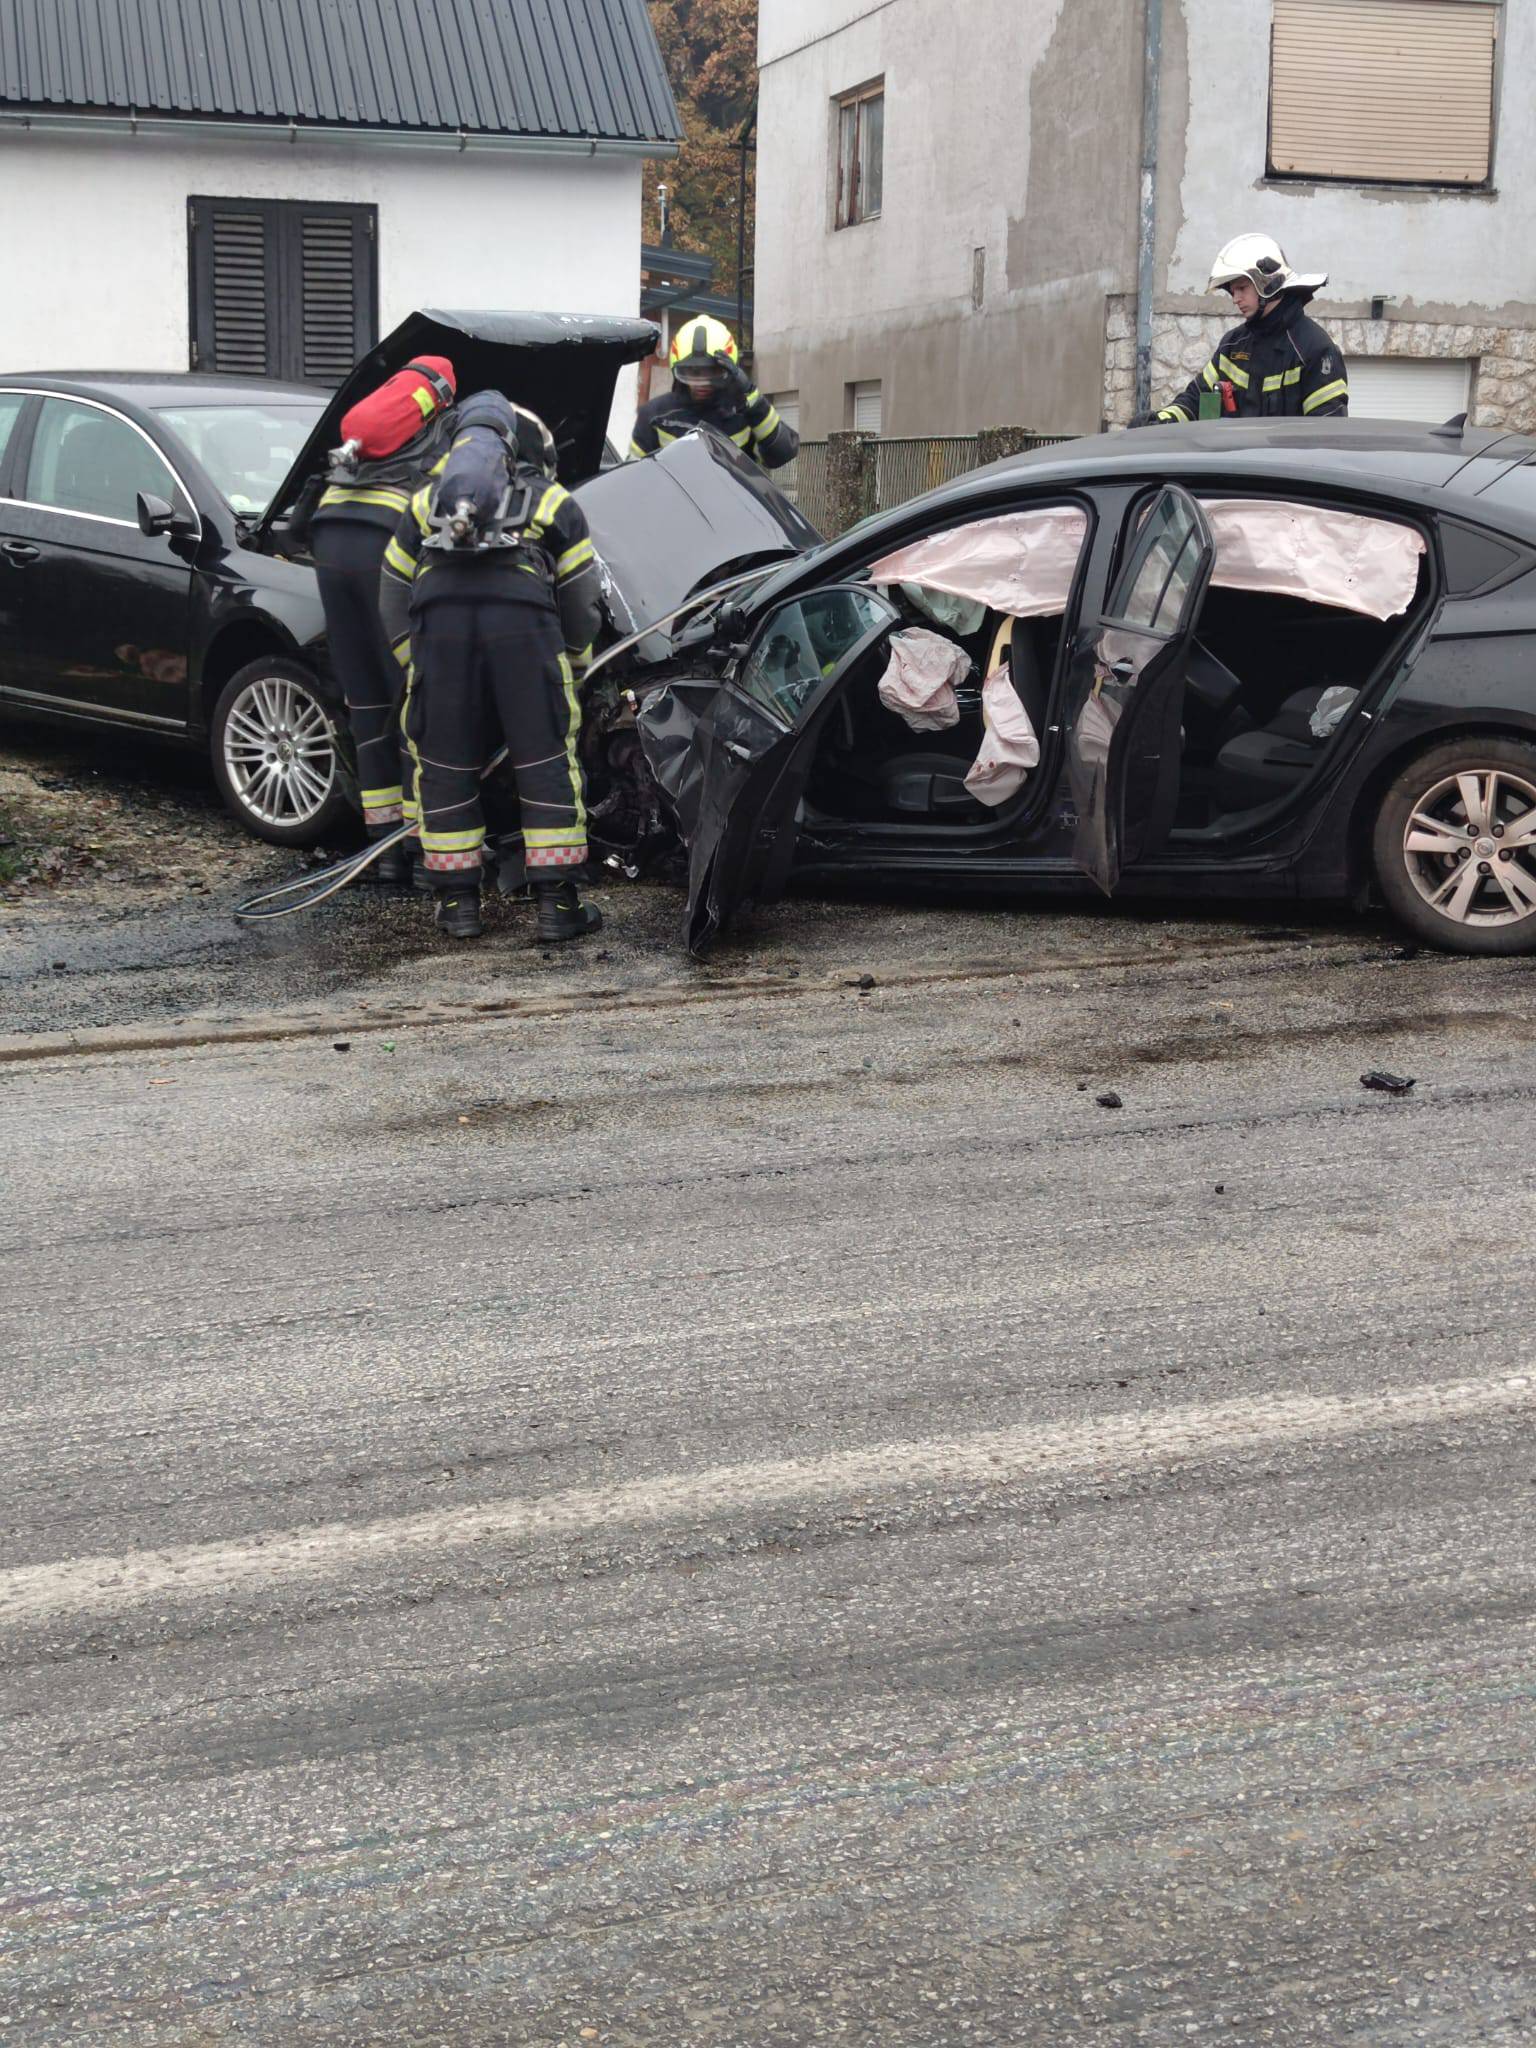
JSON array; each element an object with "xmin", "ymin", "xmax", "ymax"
[
  {"xmin": 1212, "ymin": 684, "xmax": 1358, "ymax": 814},
  {"xmin": 872, "ymin": 618, "xmax": 1044, "ymax": 820}
]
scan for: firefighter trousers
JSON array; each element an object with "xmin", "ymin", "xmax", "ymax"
[
  {"xmin": 402, "ymin": 594, "xmax": 587, "ymax": 878},
  {"xmin": 311, "ymin": 517, "xmax": 409, "ymax": 828}
]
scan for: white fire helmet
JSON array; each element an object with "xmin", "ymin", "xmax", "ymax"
[{"xmin": 1208, "ymin": 233, "xmax": 1327, "ymax": 302}]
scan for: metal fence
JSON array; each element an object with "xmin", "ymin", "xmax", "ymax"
[{"xmin": 778, "ymin": 430, "xmax": 1077, "ymax": 537}]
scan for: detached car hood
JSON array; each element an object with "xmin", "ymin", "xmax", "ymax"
[
  {"xmin": 260, "ymin": 308, "xmax": 658, "ymax": 535},
  {"xmin": 575, "ymin": 427, "xmax": 823, "ymax": 644}
]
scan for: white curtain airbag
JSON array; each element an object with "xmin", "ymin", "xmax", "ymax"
[
  {"xmin": 871, "ymin": 507, "xmax": 1089, "ymax": 618},
  {"xmin": 1202, "ymin": 499, "xmax": 1424, "ymax": 620}
]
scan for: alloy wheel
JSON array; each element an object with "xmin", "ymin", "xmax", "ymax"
[
  {"xmin": 1401, "ymin": 767, "xmax": 1536, "ymax": 929},
  {"xmin": 222, "ymin": 675, "xmax": 338, "ymax": 829}
]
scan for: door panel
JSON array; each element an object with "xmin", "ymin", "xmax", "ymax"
[
  {"xmin": 639, "ymin": 584, "xmax": 898, "ymax": 953},
  {"xmin": 5, "ymin": 398, "xmax": 195, "ymax": 724},
  {"xmin": 0, "ymin": 391, "xmax": 38, "ymax": 690},
  {"xmin": 1065, "ymin": 486, "xmax": 1214, "ymax": 893}
]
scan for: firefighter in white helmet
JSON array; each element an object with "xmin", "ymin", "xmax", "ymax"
[
  {"xmin": 1135, "ymin": 234, "xmax": 1348, "ymax": 426},
  {"xmin": 629, "ymin": 316, "xmax": 799, "ymax": 469}
]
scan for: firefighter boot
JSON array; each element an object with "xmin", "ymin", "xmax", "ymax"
[
  {"xmin": 367, "ymin": 823, "xmax": 413, "ymax": 887},
  {"xmin": 531, "ymin": 875, "xmax": 602, "ymax": 943},
  {"xmin": 433, "ymin": 881, "xmax": 483, "ymax": 940}
]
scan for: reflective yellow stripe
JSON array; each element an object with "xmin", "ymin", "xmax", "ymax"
[
  {"xmin": 318, "ymin": 484, "xmax": 412, "ymax": 512},
  {"xmin": 570, "ymin": 641, "xmax": 594, "ymax": 670},
  {"xmin": 1157, "ymin": 405, "xmax": 1192, "ymax": 423},
  {"xmin": 1217, "ymin": 354, "xmax": 1250, "ymax": 390},
  {"xmin": 411, "ymin": 385, "xmax": 435, "ymax": 418},
  {"xmin": 1303, "ymin": 379, "xmax": 1349, "ymax": 414},
  {"xmin": 750, "ymin": 405, "xmax": 782, "ymax": 444},
  {"xmin": 361, "ymin": 784, "xmax": 403, "ymax": 807},
  {"xmin": 524, "ymin": 826, "xmax": 586, "ymax": 847},
  {"xmin": 556, "ymin": 537, "xmax": 594, "ymax": 578},
  {"xmin": 390, "ymin": 635, "xmax": 411, "ymax": 668},
  {"xmin": 419, "ymin": 828, "xmax": 485, "ymax": 851},
  {"xmin": 627, "ymin": 439, "xmax": 647, "ymax": 460},
  {"xmin": 1261, "ymin": 366, "xmax": 1305, "ymax": 393},
  {"xmin": 383, "ymin": 538, "xmax": 418, "ymax": 581},
  {"xmin": 1201, "ymin": 363, "xmax": 1219, "ymax": 390}
]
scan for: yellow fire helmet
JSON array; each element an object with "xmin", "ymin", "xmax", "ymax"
[{"xmin": 669, "ymin": 316, "xmax": 740, "ymax": 383}]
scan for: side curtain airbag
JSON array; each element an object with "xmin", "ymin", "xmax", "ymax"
[
  {"xmin": 870, "ymin": 507, "xmax": 1090, "ymax": 618},
  {"xmin": 1202, "ymin": 499, "xmax": 1425, "ymax": 620}
]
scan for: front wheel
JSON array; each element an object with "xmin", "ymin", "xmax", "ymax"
[
  {"xmin": 1371, "ymin": 737, "xmax": 1536, "ymax": 954},
  {"xmin": 210, "ymin": 657, "xmax": 351, "ymax": 846}
]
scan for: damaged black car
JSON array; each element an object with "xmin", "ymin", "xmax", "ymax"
[{"xmin": 586, "ymin": 417, "xmax": 1536, "ymax": 958}]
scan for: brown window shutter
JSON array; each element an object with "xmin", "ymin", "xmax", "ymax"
[
  {"xmin": 193, "ymin": 203, "xmax": 275, "ymax": 375},
  {"xmin": 1269, "ymin": 0, "xmax": 1499, "ymax": 186}
]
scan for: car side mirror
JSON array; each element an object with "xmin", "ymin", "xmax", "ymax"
[{"xmin": 137, "ymin": 492, "xmax": 196, "ymax": 540}]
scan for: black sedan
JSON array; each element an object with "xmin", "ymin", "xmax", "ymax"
[
  {"xmin": 0, "ymin": 310, "xmax": 664, "ymax": 844},
  {"xmin": 612, "ymin": 418, "xmax": 1536, "ymax": 957}
]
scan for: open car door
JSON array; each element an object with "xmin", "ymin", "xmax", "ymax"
[
  {"xmin": 641, "ymin": 585, "xmax": 897, "ymax": 954},
  {"xmin": 1065, "ymin": 485, "xmax": 1214, "ymax": 893}
]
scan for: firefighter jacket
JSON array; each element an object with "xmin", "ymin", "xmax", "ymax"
[
  {"xmin": 629, "ymin": 382, "xmax": 799, "ymax": 470},
  {"xmin": 1152, "ymin": 293, "xmax": 1348, "ymax": 425},
  {"xmin": 309, "ymin": 411, "xmax": 458, "ymax": 534},
  {"xmin": 378, "ymin": 459, "xmax": 603, "ymax": 678}
]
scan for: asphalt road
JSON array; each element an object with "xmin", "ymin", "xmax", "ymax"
[{"xmin": 3, "ymin": 880, "xmax": 1536, "ymax": 2045}]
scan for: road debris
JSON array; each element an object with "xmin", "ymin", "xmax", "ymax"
[
  {"xmin": 1096, "ymin": 1090, "xmax": 1123, "ymax": 1109},
  {"xmin": 1360, "ymin": 1069, "xmax": 1416, "ymax": 1095}
]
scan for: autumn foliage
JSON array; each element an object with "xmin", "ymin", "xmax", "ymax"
[{"xmin": 643, "ymin": 0, "xmax": 758, "ymax": 301}]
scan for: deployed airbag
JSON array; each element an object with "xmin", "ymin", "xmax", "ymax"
[
  {"xmin": 877, "ymin": 628, "xmax": 969, "ymax": 731},
  {"xmin": 965, "ymin": 667, "xmax": 1041, "ymax": 807},
  {"xmin": 1201, "ymin": 500, "xmax": 1425, "ymax": 620},
  {"xmin": 870, "ymin": 508, "xmax": 1089, "ymax": 618}
]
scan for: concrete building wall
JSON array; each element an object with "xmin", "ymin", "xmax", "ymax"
[
  {"xmin": 753, "ymin": 0, "xmax": 1143, "ymax": 439},
  {"xmin": 1107, "ymin": 0, "xmax": 1536, "ymax": 430},
  {"xmin": 0, "ymin": 130, "xmax": 645, "ymax": 438}
]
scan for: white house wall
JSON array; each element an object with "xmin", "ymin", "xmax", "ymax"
[{"xmin": 0, "ymin": 129, "xmax": 644, "ymax": 438}]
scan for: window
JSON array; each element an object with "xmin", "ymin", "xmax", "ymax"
[
  {"xmin": 772, "ymin": 392, "xmax": 801, "ymax": 438},
  {"xmin": 1268, "ymin": 0, "xmax": 1500, "ymax": 187},
  {"xmin": 188, "ymin": 198, "xmax": 377, "ymax": 386},
  {"xmin": 156, "ymin": 401, "xmax": 326, "ymax": 519},
  {"xmin": 1110, "ymin": 493, "xmax": 1206, "ymax": 636},
  {"xmin": 848, "ymin": 380, "xmax": 883, "ymax": 434},
  {"xmin": 0, "ymin": 392, "xmax": 26, "ymax": 476},
  {"xmin": 1347, "ymin": 356, "xmax": 1474, "ymax": 421},
  {"xmin": 739, "ymin": 588, "xmax": 895, "ymax": 725},
  {"xmin": 25, "ymin": 398, "xmax": 183, "ymax": 525},
  {"xmin": 835, "ymin": 81, "xmax": 884, "ymax": 227}
]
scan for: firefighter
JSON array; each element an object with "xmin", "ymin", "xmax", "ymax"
[
  {"xmin": 307, "ymin": 357, "xmax": 457, "ymax": 881},
  {"xmin": 1136, "ymin": 235, "xmax": 1348, "ymax": 427},
  {"xmin": 630, "ymin": 316, "xmax": 799, "ymax": 470},
  {"xmin": 380, "ymin": 392, "xmax": 604, "ymax": 943}
]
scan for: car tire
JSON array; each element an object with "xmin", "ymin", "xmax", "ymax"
[
  {"xmin": 1371, "ymin": 736, "xmax": 1536, "ymax": 955},
  {"xmin": 210, "ymin": 657, "xmax": 351, "ymax": 846}
]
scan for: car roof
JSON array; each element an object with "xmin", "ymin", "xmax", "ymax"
[
  {"xmin": 0, "ymin": 371, "xmax": 327, "ymax": 407},
  {"xmin": 966, "ymin": 417, "xmax": 1536, "ymax": 509}
]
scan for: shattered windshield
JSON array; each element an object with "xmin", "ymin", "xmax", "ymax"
[{"xmin": 157, "ymin": 401, "xmax": 326, "ymax": 519}]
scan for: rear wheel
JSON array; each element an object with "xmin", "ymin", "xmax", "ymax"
[
  {"xmin": 1371, "ymin": 737, "xmax": 1536, "ymax": 954},
  {"xmin": 210, "ymin": 657, "xmax": 351, "ymax": 846}
]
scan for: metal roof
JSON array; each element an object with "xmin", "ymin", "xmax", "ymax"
[{"xmin": 0, "ymin": 0, "xmax": 681, "ymax": 145}]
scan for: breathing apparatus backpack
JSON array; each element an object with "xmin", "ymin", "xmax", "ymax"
[
  {"xmin": 422, "ymin": 396, "xmax": 560, "ymax": 556},
  {"xmin": 326, "ymin": 356, "xmax": 458, "ymax": 490}
]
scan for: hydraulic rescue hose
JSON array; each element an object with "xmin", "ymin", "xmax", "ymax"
[{"xmin": 231, "ymin": 565, "xmax": 774, "ymax": 924}]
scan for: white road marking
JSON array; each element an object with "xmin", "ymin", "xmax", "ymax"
[{"xmin": 2, "ymin": 1373, "xmax": 1529, "ymax": 1628}]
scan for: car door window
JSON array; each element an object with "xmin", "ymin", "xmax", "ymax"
[
  {"xmin": 1109, "ymin": 492, "xmax": 1207, "ymax": 635},
  {"xmin": 25, "ymin": 398, "xmax": 184, "ymax": 525},
  {"xmin": 0, "ymin": 393, "xmax": 27, "ymax": 484},
  {"xmin": 737, "ymin": 586, "xmax": 895, "ymax": 725}
]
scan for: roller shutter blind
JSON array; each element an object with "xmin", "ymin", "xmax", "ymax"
[
  {"xmin": 851, "ymin": 380, "xmax": 883, "ymax": 433},
  {"xmin": 1269, "ymin": 0, "xmax": 1499, "ymax": 186},
  {"xmin": 1348, "ymin": 356, "xmax": 1473, "ymax": 421},
  {"xmin": 189, "ymin": 198, "xmax": 377, "ymax": 386}
]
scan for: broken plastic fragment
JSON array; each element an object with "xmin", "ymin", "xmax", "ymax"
[
  {"xmin": 1096, "ymin": 1090, "xmax": 1123, "ymax": 1109},
  {"xmin": 1360, "ymin": 1069, "xmax": 1416, "ymax": 1094}
]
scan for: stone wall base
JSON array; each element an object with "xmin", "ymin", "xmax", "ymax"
[{"xmin": 1102, "ymin": 296, "xmax": 1536, "ymax": 432}]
